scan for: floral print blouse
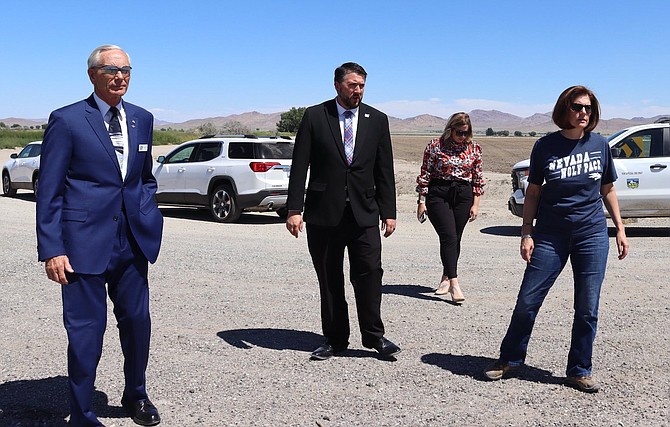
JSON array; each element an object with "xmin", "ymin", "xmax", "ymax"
[{"xmin": 416, "ymin": 137, "xmax": 485, "ymax": 196}]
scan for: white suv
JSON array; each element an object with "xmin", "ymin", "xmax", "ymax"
[
  {"xmin": 509, "ymin": 117, "xmax": 670, "ymax": 218},
  {"xmin": 153, "ymin": 135, "xmax": 294, "ymax": 222},
  {"xmin": 2, "ymin": 140, "xmax": 41, "ymax": 197}
]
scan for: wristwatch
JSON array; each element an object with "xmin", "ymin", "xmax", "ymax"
[
  {"xmin": 417, "ymin": 199, "xmax": 425, "ymax": 204},
  {"xmin": 521, "ymin": 234, "xmax": 533, "ymax": 239}
]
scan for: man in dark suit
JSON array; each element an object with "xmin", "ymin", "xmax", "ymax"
[
  {"xmin": 36, "ymin": 45, "xmax": 163, "ymax": 426},
  {"xmin": 286, "ymin": 62, "xmax": 400, "ymax": 360}
]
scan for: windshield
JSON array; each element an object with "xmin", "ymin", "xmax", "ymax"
[
  {"xmin": 228, "ymin": 142, "xmax": 294, "ymax": 159},
  {"xmin": 607, "ymin": 129, "xmax": 627, "ymax": 143},
  {"xmin": 257, "ymin": 142, "xmax": 294, "ymax": 159}
]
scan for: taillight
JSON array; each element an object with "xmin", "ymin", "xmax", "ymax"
[{"xmin": 249, "ymin": 162, "xmax": 280, "ymax": 172}]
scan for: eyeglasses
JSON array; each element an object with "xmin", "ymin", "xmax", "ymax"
[
  {"xmin": 453, "ymin": 130, "xmax": 469, "ymax": 137},
  {"xmin": 94, "ymin": 65, "xmax": 132, "ymax": 76},
  {"xmin": 570, "ymin": 103, "xmax": 592, "ymax": 114}
]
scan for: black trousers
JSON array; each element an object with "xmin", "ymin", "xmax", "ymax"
[
  {"xmin": 306, "ymin": 205, "xmax": 384, "ymax": 348},
  {"xmin": 426, "ymin": 180, "xmax": 474, "ymax": 279}
]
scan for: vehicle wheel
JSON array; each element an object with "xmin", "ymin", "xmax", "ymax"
[
  {"xmin": 2, "ymin": 172, "xmax": 16, "ymax": 197},
  {"xmin": 32, "ymin": 174, "xmax": 39, "ymax": 197},
  {"xmin": 276, "ymin": 207, "xmax": 288, "ymax": 219},
  {"xmin": 210, "ymin": 184, "xmax": 241, "ymax": 223}
]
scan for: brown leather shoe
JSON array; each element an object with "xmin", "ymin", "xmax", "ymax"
[
  {"xmin": 484, "ymin": 359, "xmax": 518, "ymax": 380},
  {"xmin": 565, "ymin": 375, "xmax": 600, "ymax": 393}
]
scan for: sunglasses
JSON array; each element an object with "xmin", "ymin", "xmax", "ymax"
[
  {"xmin": 570, "ymin": 103, "xmax": 592, "ymax": 114},
  {"xmin": 94, "ymin": 65, "xmax": 132, "ymax": 76},
  {"xmin": 453, "ymin": 130, "xmax": 469, "ymax": 137}
]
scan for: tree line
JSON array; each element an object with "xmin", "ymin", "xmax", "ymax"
[{"xmin": 485, "ymin": 128, "xmax": 541, "ymax": 137}]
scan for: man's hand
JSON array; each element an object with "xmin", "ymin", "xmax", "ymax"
[
  {"xmin": 381, "ymin": 218, "xmax": 396, "ymax": 238},
  {"xmin": 45, "ymin": 255, "xmax": 74, "ymax": 285},
  {"xmin": 286, "ymin": 211, "xmax": 304, "ymax": 238}
]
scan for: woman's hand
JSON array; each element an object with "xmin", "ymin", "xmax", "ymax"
[
  {"xmin": 417, "ymin": 203, "xmax": 427, "ymax": 222},
  {"xmin": 520, "ymin": 236, "xmax": 534, "ymax": 263},
  {"xmin": 616, "ymin": 229, "xmax": 629, "ymax": 260},
  {"xmin": 469, "ymin": 205, "xmax": 478, "ymax": 222}
]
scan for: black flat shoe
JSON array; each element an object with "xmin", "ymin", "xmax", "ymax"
[
  {"xmin": 365, "ymin": 337, "xmax": 401, "ymax": 357},
  {"xmin": 310, "ymin": 343, "xmax": 347, "ymax": 360},
  {"xmin": 121, "ymin": 398, "xmax": 161, "ymax": 426}
]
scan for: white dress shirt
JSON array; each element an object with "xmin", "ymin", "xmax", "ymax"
[{"xmin": 93, "ymin": 92, "xmax": 129, "ymax": 179}]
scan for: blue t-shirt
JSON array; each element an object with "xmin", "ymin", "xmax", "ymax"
[{"xmin": 528, "ymin": 131, "xmax": 617, "ymax": 236}]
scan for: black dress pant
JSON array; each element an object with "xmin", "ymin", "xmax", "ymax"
[
  {"xmin": 426, "ymin": 180, "xmax": 474, "ymax": 279},
  {"xmin": 306, "ymin": 205, "xmax": 384, "ymax": 348}
]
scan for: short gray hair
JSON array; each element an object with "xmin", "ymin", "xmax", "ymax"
[{"xmin": 87, "ymin": 44, "xmax": 130, "ymax": 69}]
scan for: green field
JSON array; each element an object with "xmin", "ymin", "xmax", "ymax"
[{"xmin": 0, "ymin": 129, "xmax": 201, "ymax": 150}]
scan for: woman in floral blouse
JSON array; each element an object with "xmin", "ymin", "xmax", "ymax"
[{"xmin": 416, "ymin": 112, "xmax": 485, "ymax": 302}]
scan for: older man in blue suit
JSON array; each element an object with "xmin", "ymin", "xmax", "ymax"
[{"xmin": 36, "ymin": 45, "xmax": 163, "ymax": 427}]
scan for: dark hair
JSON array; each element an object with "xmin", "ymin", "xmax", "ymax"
[
  {"xmin": 552, "ymin": 85, "xmax": 600, "ymax": 132},
  {"xmin": 334, "ymin": 62, "xmax": 367, "ymax": 83},
  {"xmin": 440, "ymin": 112, "xmax": 473, "ymax": 144}
]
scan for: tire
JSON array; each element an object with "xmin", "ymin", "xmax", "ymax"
[
  {"xmin": 276, "ymin": 207, "xmax": 288, "ymax": 219},
  {"xmin": 2, "ymin": 172, "xmax": 16, "ymax": 197},
  {"xmin": 210, "ymin": 184, "xmax": 241, "ymax": 223},
  {"xmin": 32, "ymin": 173, "xmax": 39, "ymax": 197}
]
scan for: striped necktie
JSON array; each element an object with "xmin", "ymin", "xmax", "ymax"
[
  {"xmin": 108, "ymin": 106, "xmax": 124, "ymax": 169},
  {"xmin": 344, "ymin": 110, "xmax": 354, "ymax": 164}
]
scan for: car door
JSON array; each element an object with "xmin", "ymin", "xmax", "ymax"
[
  {"xmin": 153, "ymin": 143, "xmax": 197, "ymax": 203},
  {"xmin": 13, "ymin": 143, "xmax": 40, "ymax": 184},
  {"xmin": 180, "ymin": 142, "xmax": 222, "ymax": 203},
  {"xmin": 611, "ymin": 126, "xmax": 670, "ymax": 217}
]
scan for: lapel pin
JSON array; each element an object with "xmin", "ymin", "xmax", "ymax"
[
  {"xmin": 364, "ymin": 113, "xmax": 370, "ymax": 118},
  {"xmin": 131, "ymin": 120, "xmax": 137, "ymax": 128}
]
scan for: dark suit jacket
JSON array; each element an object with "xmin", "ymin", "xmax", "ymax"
[
  {"xmin": 287, "ymin": 99, "xmax": 396, "ymax": 227},
  {"xmin": 36, "ymin": 95, "xmax": 163, "ymax": 274}
]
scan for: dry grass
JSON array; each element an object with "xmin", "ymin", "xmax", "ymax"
[{"xmin": 391, "ymin": 135, "xmax": 536, "ymax": 174}]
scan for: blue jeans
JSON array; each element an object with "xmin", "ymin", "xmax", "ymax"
[{"xmin": 499, "ymin": 227, "xmax": 609, "ymax": 377}]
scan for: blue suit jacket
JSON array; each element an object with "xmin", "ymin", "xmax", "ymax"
[{"xmin": 36, "ymin": 95, "xmax": 163, "ymax": 274}]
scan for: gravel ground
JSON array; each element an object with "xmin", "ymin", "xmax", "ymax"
[{"xmin": 1, "ymin": 151, "xmax": 669, "ymax": 426}]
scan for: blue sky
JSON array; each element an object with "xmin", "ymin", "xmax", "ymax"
[{"xmin": 2, "ymin": 0, "xmax": 669, "ymax": 123}]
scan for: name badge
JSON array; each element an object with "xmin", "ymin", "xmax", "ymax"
[{"xmin": 139, "ymin": 144, "xmax": 148, "ymax": 152}]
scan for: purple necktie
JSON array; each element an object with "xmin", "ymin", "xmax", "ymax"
[{"xmin": 344, "ymin": 110, "xmax": 354, "ymax": 164}]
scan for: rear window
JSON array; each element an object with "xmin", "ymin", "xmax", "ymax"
[{"xmin": 228, "ymin": 142, "xmax": 294, "ymax": 159}]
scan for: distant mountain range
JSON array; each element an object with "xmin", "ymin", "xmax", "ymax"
[{"xmin": 3, "ymin": 110, "xmax": 667, "ymax": 135}]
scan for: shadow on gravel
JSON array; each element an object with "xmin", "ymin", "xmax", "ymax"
[
  {"xmin": 217, "ymin": 328, "xmax": 322, "ymax": 352},
  {"xmin": 479, "ymin": 225, "xmax": 519, "ymax": 237},
  {"xmin": 159, "ymin": 207, "xmax": 285, "ymax": 224},
  {"xmin": 382, "ymin": 284, "xmax": 446, "ymax": 302},
  {"xmin": 1, "ymin": 193, "xmax": 35, "ymax": 203},
  {"xmin": 216, "ymin": 329, "xmax": 399, "ymax": 361},
  {"xmin": 480, "ymin": 225, "xmax": 670, "ymax": 238},
  {"xmin": 383, "ymin": 284, "xmax": 464, "ymax": 306},
  {"xmin": 421, "ymin": 353, "xmax": 562, "ymax": 384},
  {"xmin": 610, "ymin": 226, "xmax": 670, "ymax": 237},
  {"xmin": 0, "ymin": 375, "xmax": 125, "ymax": 425}
]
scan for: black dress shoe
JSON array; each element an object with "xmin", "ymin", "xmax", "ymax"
[
  {"xmin": 310, "ymin": 343, "xmax": 347, "ymax": 360},
  {"xmin": 121, "ymin": 398, "xmax": 161, "ymax": 426},
  {"xmin": 366, "ymin": 337, "xmax": 401, "ymax": 357}
]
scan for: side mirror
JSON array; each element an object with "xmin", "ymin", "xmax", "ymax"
[
  {"xmin": 10, "ymin": 153, "xmax": 18, "ymax": 159},
  {"xmin": 610, "ymin": 147, "xmax": 622, "ymax": 158},
  {"xmin": 157, "ymin": 155, "xmax": 165, "ymax": 164}
]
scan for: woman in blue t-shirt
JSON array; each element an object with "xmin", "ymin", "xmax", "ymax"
[{"xmin": 484, "ymin": 86, "xmax": 629, "ymax": 393}]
